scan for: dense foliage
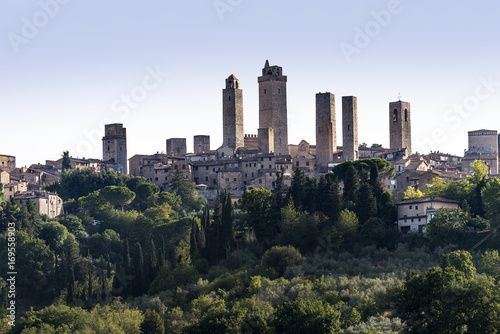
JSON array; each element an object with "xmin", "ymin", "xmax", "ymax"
[{"xmin": 1, "ymin": 160, "xmax": 500, "ymax": 333}]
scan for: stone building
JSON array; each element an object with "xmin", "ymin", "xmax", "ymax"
[
  {"xmin": 102, "ymin": 123, "xmax": 128, "ymax": 174},
  {"xmin": 194, "ymin": 135, "xmax": 211, "ymax": 154},
  {"xmin": 0, "ymin": 155, "xmax": 16, "ymax": 172},
  {"xmin": 462, "ymin": 129, "xmax": 498, "ymax": 175},
  {"xmin": 342, "ymin": 96, "xmax": 358, "ymax": 161},
  {"xmin": 166, "ymin": 138, "xmax": 187, "ymax": 157},
  {"xmin": 223, "ymin": 75, "xmax": 244, "ymax": 149},
  {"xmin": 244, "ymin": 134, "xmax": 259, "ymax": 149},
  {"xmin": 258, "ymin": 60, "xmax": 288, "ymax": 155},
  {"xmin": 389, "ymin": 100, "xmax": 412, "ymax": 155},
  {"xmin": 14, "ymin": 190, "xmax": 64, "ymax": 219},
  {"xmin": 289, "ymin": 140, "xmax": 317, "ymax": 177},
  {"xmin": 316, "ymin": 93, "xmax": 336, "ymax": 172}
]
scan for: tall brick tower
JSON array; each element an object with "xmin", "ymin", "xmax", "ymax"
[
  {"xmin": 342, "ymin": 96, "xmax": 358, "ymax": 161},
  {"xmin": 258, "ymin": 60, "xmax": 288, "ymax": 155},
  {"xmin": 389, "ymin": 100, "xmax": 412, "ymax": 154},
  {"xmin": 316, "ymin": 93, "xmax": 336, "ymax": 172},
  {"xmin": 102, "ymin": 123, "xmax": 127, "ymax": 174},
  {"xmin": 223, "ymin": 75, "xmax": 244, "ymax": 149}
]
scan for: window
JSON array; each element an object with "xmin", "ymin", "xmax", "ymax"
[
  {"xmin": 415, "ymin": 205, "xmax": 418, "ymax": 210},
  {"xmin": 306, "ymin": 162, "xmax": 310, "ymax": 166},
  {"xmin": 296, "ymin": 161, "xmax": 299, "ymax": 166},
  {"xmin": 155, "ymin": 177, "xmax": 158, "ymax": 181},
  {"xmin": 269, "ymin": 165, "xmax": 272, "ymax": 168},
  {"xmin": 165, "ymin": 177, "xmax": 168, "ymax": 180},
  {"xmin": 269, "ymin": 157, "xmax": 272, "ymax": 161},
  {"xmin": 205, "ymin": 177, "xmax": 208, "ymax": 181},
  {"xmin": 233, "ymin": 178, "xmax": 236, "ymax": 181},
  {"xmin": 229, "ymin": 96, "xmax": 231, "ymax": 101},
  {"xmin": 393, "ymin": 109, "xmax": 398, "ymax": 121},
  {"xmin": 347, "ymin": 125, "xmax": 350, "ymax": 131},
  {"xmin": 404, "ymin": 109, "xmax": 408, "ymax": 121},
  {"xmin": 259, "ymin": 179, "xmax": 262, "ymax": 184},
  {"xmin": 182, "ymin": 165, "xmax": 186, "ymax": 169},
  {"xmin": 409, "ymin": 205, "xmax": 412, "ymax": 209},
  {"xmin": 278, "ymin": 89, "xmax": 280, "ymax": 93},
  {"xmin": 264, "ymin": 89, "xmax": 267, "ymax": 94},
  {"xmin": 225, "ymin": 178, "xmax": 229, "ymax": 182}
]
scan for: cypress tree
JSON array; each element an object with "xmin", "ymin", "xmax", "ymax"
[
  {"xmin": 343, "ymin": 164, "xmax": 359, "ymax": 208},
  {"xmin": 356, "ymin": 183, "xmax": 378, "ymax": 224},
  {"xmin": 190, "ymin": 218, "xmax": 199, "ymax": 261},
  {"xmin": 133, "ymin": 242, "xmax": 145, "ymax": 296},
  {"xmin": 66, "ymin": 268, "xmax": 75, "ymax": 305},
  {"xmin": 87, "ymin": 268, "xmax": 93, "ymax": 303},
  {"xmin": 290, "ymin": 168, "xmax": 307, "ymax": 210},
  {"xmin": 211, "ymin": 192, "xmax": 223, "ymax": 263},
  {"xmin": 149, "ymin": 239, "xmax": 158, "ymax": 279}
]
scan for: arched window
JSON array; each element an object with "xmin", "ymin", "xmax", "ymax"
[
  {"xmin": 404, "ymin": 109, "xmax": 408, "ymax": 121},
  {"xmin": 393, "ymin": 109, "xmax": 398, "ymax": 122}
]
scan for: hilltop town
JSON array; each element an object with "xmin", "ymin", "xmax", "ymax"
[{"xmin": 1, "ymin": 60, "xmax": 498, "ymax": 233}]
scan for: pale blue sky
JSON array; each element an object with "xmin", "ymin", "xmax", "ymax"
[{"xmin": 2, "ymin": 0, "xmax": 500, "ymax": 167}]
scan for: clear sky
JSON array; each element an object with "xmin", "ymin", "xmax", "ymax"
[{"xmin": 2, "ymin": 0, "xmax": 500, "ymax": 167}]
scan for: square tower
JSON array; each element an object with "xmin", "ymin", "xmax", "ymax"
[
  {"xmin": 166, "ymin": 138, "xmax": 187, "ymax": 156},
  {"xmin": 389, "ymin": 100, "xmax": 412, "ymax": 154},
  {"xmin": 258, "ymin": 60, "xmax": 288, "ymax": 155},
  {"xmin": 342, "ymin": 96, "xmax": 358, "ymax": 161},
  {"xmin": 316, "ymin": 93, "xmax": 336, "ymax": 171},
  {"xmin": 223, "ymin": 75, "xmax": 244, "ymax": 149},
  {"xmin": 194, "ymin": 135, "xmax": 210, "ymax": 154},
  {"xmin": 102, "ymin": 123, "xmax": 127, "ymax": 174}
]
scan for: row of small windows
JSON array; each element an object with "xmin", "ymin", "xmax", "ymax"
[{"xmin": 393, "ymin": 109, "xmax": 409, "ymax": 122}]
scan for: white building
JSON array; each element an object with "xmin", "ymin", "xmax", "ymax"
[{"xmin": 396, "ymin": 196, "xmax": 459, "ymax": 234}]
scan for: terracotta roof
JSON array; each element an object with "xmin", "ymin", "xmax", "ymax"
[{"xmin": 397, "ymin": 196, "xmax": 460, "ymax": 205}]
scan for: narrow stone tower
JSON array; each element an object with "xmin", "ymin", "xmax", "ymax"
[
  {"xmin": 223, "ymin": 75, "xmax": 244, "ymax": 149},
  {"xmin": 258, "ymin": 60, "xmax": 288, "ymax": 155},
  {"xmin": 316, "ymin": 93, "xmax": 336, "ymax": 172},
  {"xmin": 389, "ymin": 100, "xmax": 412, "ymax": 154},
  {"xmin": 194, "ymin": 135, "xmax": 210, "ymax": 154},
  {"xmin": 102, "ymin": 123, "xmax": 127, "ymax": 174},
  {"xmin": 258, "ymin": 128, "xmax": 274, "ymax": 154},
  {"xmin": 342, "ymin": 96, "xmax": 358, "ymax": 161}
]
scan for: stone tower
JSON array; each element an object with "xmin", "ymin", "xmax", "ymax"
[
  {"xmin": 166, "ymin": 138, "xmax": 187, "ymax": 156},
  {"xmin": 223, "ymin": 75, "xmax": 244, "ymax": 149},
  {"xmin": 389, "ymin": 100, "xmax": 412, "ymax": 154},
  {"xmin": 258, "ymin": 128, "xmax": 274, "ymax": 154},
  {"xmin": 194, "ymin": 135, "xmax": 210, "ymax": 154},
  {"xmin": 342, "ymin": 96, "xmax": 358, "ymax": 161},
  {"xmin": 316, "ymin": 93, "xmax": 336, "ymax": 171},
  {"xmin": 102, "ymin": 123, "xmax": 127, "ymax": 174},
  {"xmin": 258, "ymin": 60, "xmax": 288, "ymax": 155}
]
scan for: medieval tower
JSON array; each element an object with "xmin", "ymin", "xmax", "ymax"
[
  {"xmin": 166, "ymin": 138, "xmax": 187, "ymax": 156},
  {"xmin": 223, "ymin": 75, "xmax": 244, "ymax": 149},
  {"xmin": 102, "ymin": 123, "xmax": 127, "ymax": 174},
  {"xmin": 316, "ymin": 93, "xmax": 336, "ymax": 171},
  {"xmin": 194, "ymin": 135, "xmax": 210, "ymax": 154},
  {"xmin": 389, "ymin": 100, "xmax": 412, "ymax": 154},
  {"xmin": 342, "ymin": 96, "xmax": 358, "ymax": 161},
  {"xmin": 258, "ymin": 60, "xmax": 288, "ymax": 155}
]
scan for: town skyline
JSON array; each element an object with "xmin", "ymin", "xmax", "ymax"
[{"xmin": 2, "ymin": 1, "xmax": 500, "ymax": 167}]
